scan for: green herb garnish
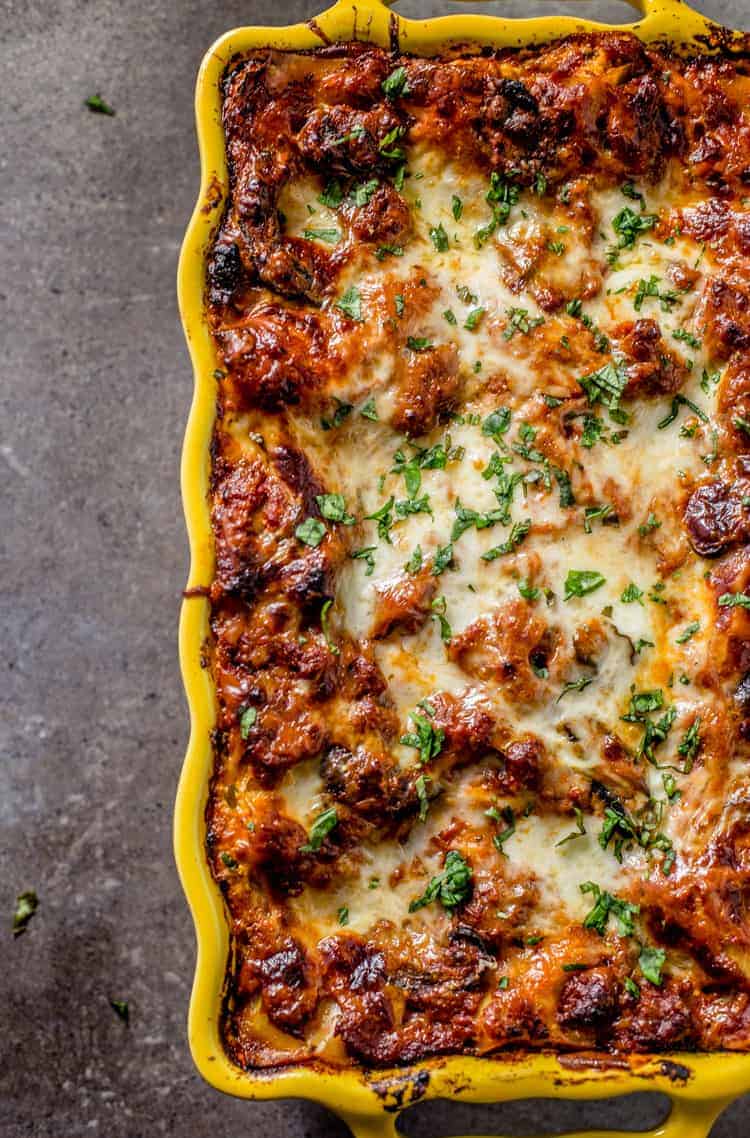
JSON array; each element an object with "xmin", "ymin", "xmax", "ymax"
[
  {"xmin": 301, "ymin": 807, "xmax": 339, "ymax": 853},
  {"xmin": 429, "ymin": 223, "xmax": 449, "ymax": 252},
  {"xmin": 564, "ymin": 569, "xmax": 606, "ymax": 601},
  {"xmin": 85, "ymin": 94, "xmax": 115, "ymax": 116},
  {"xmin": 409, "ymin": 850, "xmax": 473, "ymax": 912},
  {"xmin": 639, "ymin": 945, "xmax": 666, "ymax": 985},
  {"xmin": 12, "ymin": 890, "xmax": 38, "ymax": 937},
  {"xmin": 316, "ymin": 493, "xmax": 355, "ymax": 524},
  {"xmin": 239, "ymin": 706, "xmax": 257, "ymax": 739},
  {"xmin": 295, "ymin": 517, "xmax": 326, "ymax": 547},
  {"xmin": 401, "ymin": 713, "xmax": 445, "ymax": 765},
  {"xmin": 382, "ymin": 66, "xmax": 410, "ymax": 100},
  {"xmin": 110, "ymin": 999, "xmax": 129, "ymax": 1024},
  {"xmin": 580, "ymin": 882, "xmax": 639, "ymax": 936},
  {"xmin": 336, "ymin": 286, "xmax": 364, "ymax": 322}
]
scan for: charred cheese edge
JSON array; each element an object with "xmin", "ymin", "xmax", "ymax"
[{"xmin": 204, "ymin": 36, "xmax": 750, "ymax": 1070}]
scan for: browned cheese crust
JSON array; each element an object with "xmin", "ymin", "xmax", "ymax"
[{"xmin": 202, "ymin": 34, "xmax": 750, "ymax": 1070}]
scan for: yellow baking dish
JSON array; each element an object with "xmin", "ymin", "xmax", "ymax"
[{"xmin": 175, "ymin": 2, "xmax": 750, "ymax": 1134}]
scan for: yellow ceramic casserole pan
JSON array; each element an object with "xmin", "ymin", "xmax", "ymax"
[{"xmin": 176, "ymin": 2, "xmax": 750, "ymax": 1134}]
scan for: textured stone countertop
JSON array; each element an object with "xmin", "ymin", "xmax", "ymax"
[{"xmin": 3, "ymin": 2, "xmax": 749, "ymax": 1135}]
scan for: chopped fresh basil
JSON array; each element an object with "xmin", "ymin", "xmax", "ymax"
[
  {"xmin": 365, "ymin": 497, "xmax": 394, "ymax": 543},
  {"xmin": 110, "ymin": 999, "xmax": 129, "ymax": 1024},
  {"xmin": 481, "ymin": 519, "xmax": 532, "ymax": 560},
  {"xmin": 351, "ymin": 178, "xmax": 379, "ymax": 206},
  {"xmin": 351, "ymin": 546, "xmax": 377, "ymax": 575},
  {"xmin": 657, "ymin": 393, "xmax": 707, "ymax": 429},
  {"xmin": 583, "ymin": 504, "xmax": 615, "ymax": 533},
  {"xmin": 337, "ymin": 905, "xmax": 349, "ymax": 926},
  {"xmin": 415, "ymin": 773, "xmax": 431, "ymax": 822},
  {"xmin": 464, "ymin": 307, "xmax": 485, "ymax": 331},
  {"xmin": 580, "ymin": 415, "xmax": 605, "ymax": 449},
  {"xmin": 578, "ymin": 361, "xmax": 627, "ymax": 413},
  {"xmin": 443, "ymin": 308, "xmax": 457, "ymax": 325},
  {"xmin": 319, "ymin": 178, "xmax": 344, "ymax": 208},
  {"xmin": 633, "ymin": 274, "xmax": 679, "ymax": 312},
  {"xmin": 486, "ymin": 805, "xmax": 516, "ymax": 853},
  {"xmin": 295, "ymin": 517, "xmax": 326, "ymax": 547},
  {"xmin": 639, "ymin": 945, "xmax": 666, "ymax": 986},
  {"xmin": 557, "ymin": 675, "xmax": 594, "ymax": 702},
  {"xmin": 320, "ymin": 598, "xmax": 339, "ymax": 656},
  {"xmin": 360, "ymin": 397, "xmax": 378, "ymax": 421},
  {"xmin": 401, "ymin": 712, "xmax": 445, "ymax": 765},
  {"xmin": 517, "ymin": 577, "xmax": 540, "ymax": 602},
  {"xmin": 608, "ymin": 207, "xmax": 658, "ymax": 261},
  {"xmin": 638, "ymin": 512, "xmax": 661, "ymax": 537},
  {"xmin": 451, "ymin": 499, "xmax": 504, "ymax": 541},
  {"xmin": 332, "ymin": 125, "xmax": 366, "ymax": 146},
  {"xmin": 378, "ymin": 124, "xmax": 407, "ymax": 160},
  {"xmin": 404, "ymin": 545, "xmax": 423, "ymax": 574},
  {"xmin": 564, "ymin": 569, "xmax": 606, "ymax": 601},
  {"xmin": 676, "ymin": 620, "xmax": 700, "ymax": 644},
  {"xmin": 316, "ymin": 493, "xmax": 355, "ymax": 525},
  {"xmin": 677, "ymin": 717, "xmax": 701, "ymax": 768},
  {"xmin": 663, "ymin": 772, "xmax": 680, "ymax": 800},
  {"xmin": 621, "ymin": 583, "xmax": 644, "ymax": 605},
  {"xmin": 482, "ymin": 406, "xmax": 512, "ymax": 441},
  {"xmin": 503, "ymin": 307, "xmax": 544, "ymax": 340},
  {"xmin": 375, "ymin": 243, "xmax": 404, "ymax": 260},
  {"xmin": 12, "ymin": 890, "xmax": 38, "ymax": 937},
  {"xmin": 718, "ymin": 591, "xmax": 750, "ymax": 608},
  {"xmin": 409, "ymin": 850, "xmax": 473, "ymax": 913},
  {"xmin": 301, "ymin": 807, "xmax": 339, "ymax": 853},
  {"xmin": 220, "ymin": 851, "xmax": 238, "ymax": 869},
  {"xmin": 85, "ymin": 94, "xmax": 115, "ymax": 115},
  {"xmin": 429, "ymin": 223, "xmax": 449, "ymax": 252},
  {"xmin": 622, "ymin": 689, "xmax": 676, "ymax": 765},
  {"xmin": 452, "ymin": 194, "xmax": 463, "ymax": 220},
  {"xmin": 406, "ymin": 335, "xmax": 433, "ymax": 352},
  {"xmin": 303, "ymin": 227, "xmax": 340, "ymax": 244},
  {"xmin": 553, "ymin": 467, "xmax": 575, "ymax": 508},
  {"xmin": 382, "ymin": 66, "xmax": 410, "ymax": 100},
  {"xmin": 672, "ymin": 327, "xmax": 702, "ymax": 350},
  {"xmin": 336, "ymin": 286, "xmax": 364, "ymax": 322},
  {"xmin": 474, "ymin": 174, "xmax": 519, "ymax": 247},
  {"xmin": 580, "ymin": 881, "xmax": 639, "ymax": 937},
  {"xmin": 431, "ymin": 595, "xmax": 452, "ymax": 642},
  {"xmin": 556, "ymin": 807, "xmax": 587, "ymax": 846},
  {"xmin": 432, "ymin": 543, "xmax": 454, "ymax": 576},
  {"xmin": 239, "ymin": 706, "xmax": 257, "ymax": 739},
  {"xmin": 395, "ymin": 493, "xmax": 432, "ymax": 519}
]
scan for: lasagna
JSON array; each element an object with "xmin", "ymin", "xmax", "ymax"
[{"xmin": 203, "ymin": 32, "xmax": 750, "ymax": 1069}]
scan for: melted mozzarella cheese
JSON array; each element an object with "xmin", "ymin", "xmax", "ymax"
[{"xmin": 259, "ymin": 156, "xmax": 721, "ymax": 941}]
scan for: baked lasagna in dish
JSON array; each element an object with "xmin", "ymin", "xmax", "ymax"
[{"xmin": 204, "ymin": 32, "xmax": 750, "ymax": 1069}]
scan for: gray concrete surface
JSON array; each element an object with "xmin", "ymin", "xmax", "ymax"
[{"xmin": 2, "ymin": 1, "xmax": 750, "ymax": 1135}]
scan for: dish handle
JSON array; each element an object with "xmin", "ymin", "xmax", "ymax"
[{"xmin": 339, "ymin": 1093, "xmax": 732, "ymax": 1138}]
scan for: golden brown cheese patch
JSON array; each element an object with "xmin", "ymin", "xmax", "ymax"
[{"xmin": 204, "ymin": 34, "xmax": 750, "ymax": 1071}]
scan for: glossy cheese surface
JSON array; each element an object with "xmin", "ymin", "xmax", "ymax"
[{"xmin": 204, "ymin": 35, "xmax": 750, "ymax": 1069}]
